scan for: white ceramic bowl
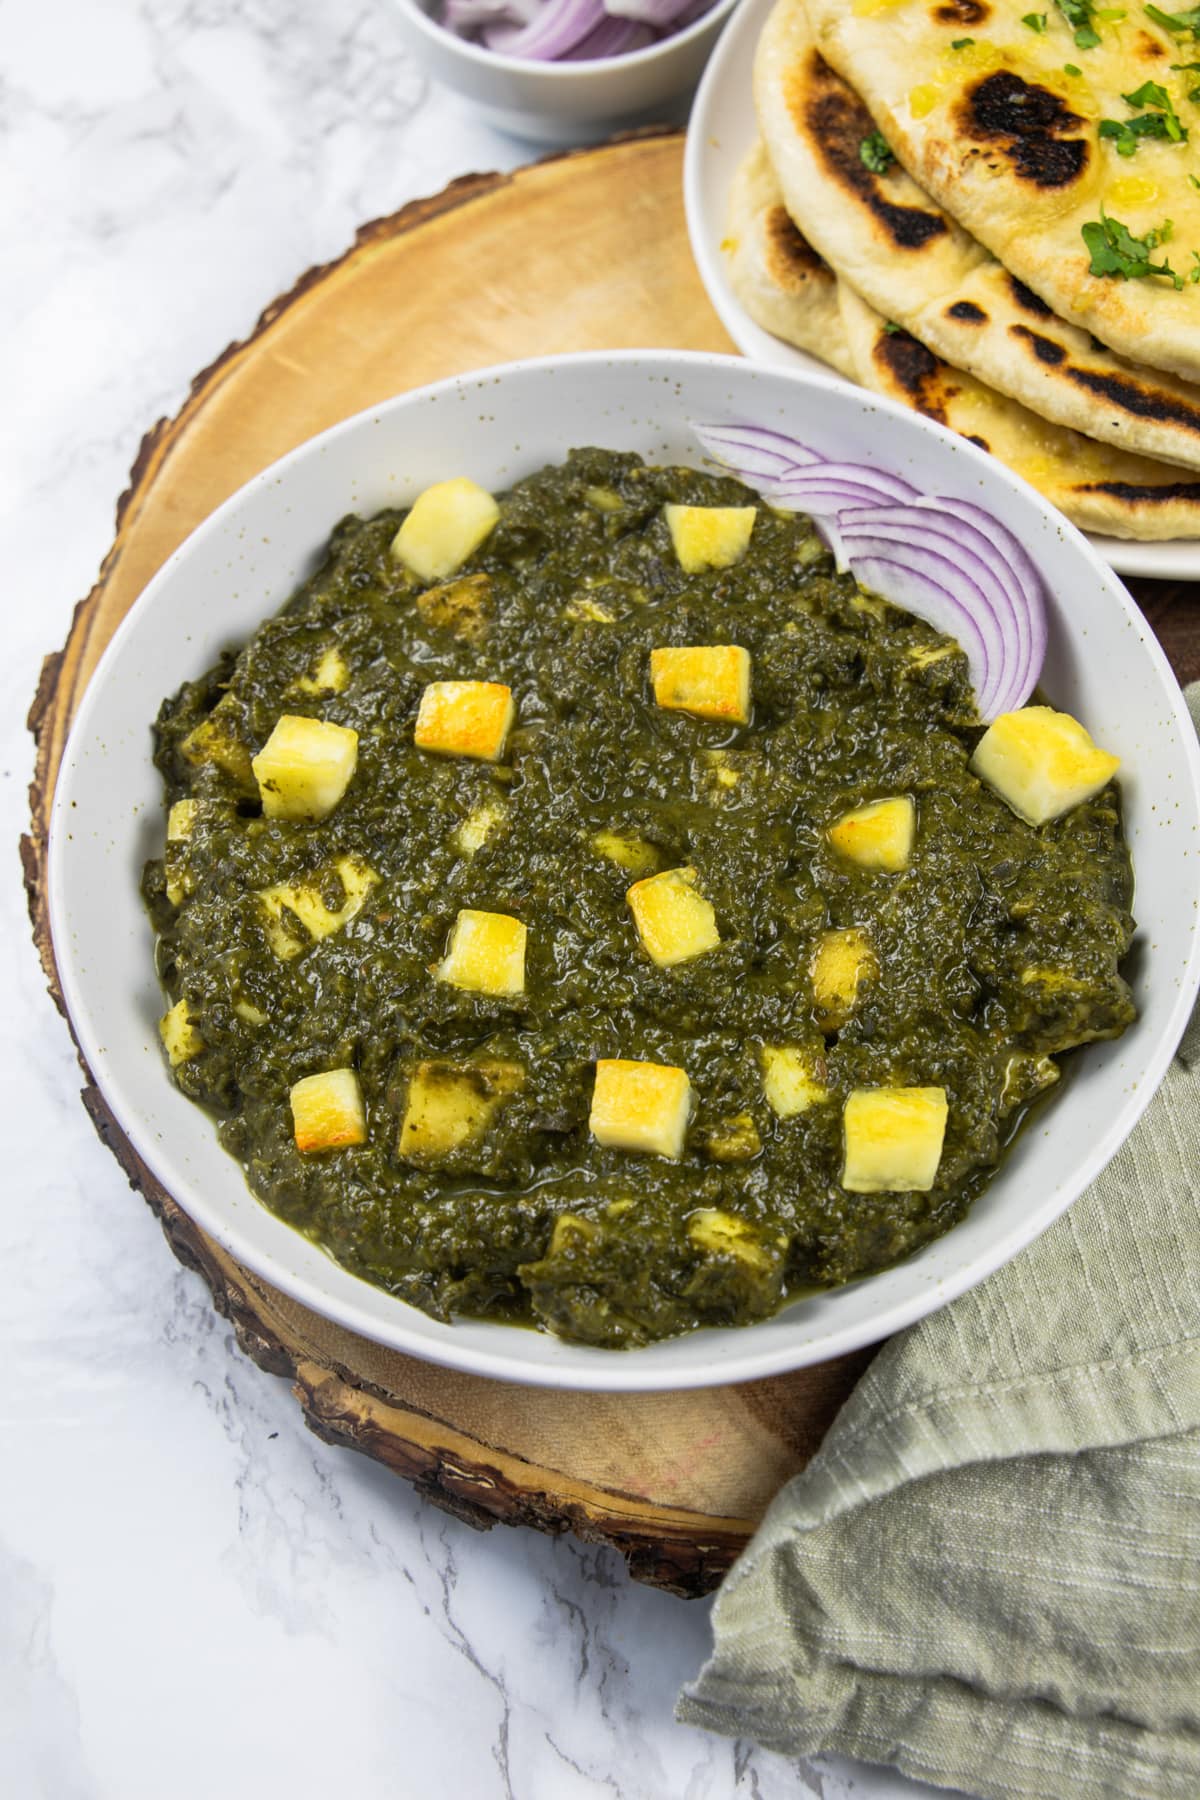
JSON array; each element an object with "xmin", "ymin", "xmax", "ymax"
[
  {"xmin": 390, "ymin": 0, "xmax": 738, "ymax": 143},
  {"xmin": 49, "ymin": 351, "xmax": 1200, "ymax": 1391}
]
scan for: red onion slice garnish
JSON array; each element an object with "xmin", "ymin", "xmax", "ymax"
[
  {"xmin": 484, "ymin": 0, "xmax": 605, "ymax": 56},
  {"xmin": 690, "ymin": 420, "xmax": 1047, "ymax": 720},
  {"xmin": 451, "ymin": 0, "xmax": 714, "ymax": 57},
  {"xmin": 692, "ymin": 422, "xmax": 818, "ymax": 482}
]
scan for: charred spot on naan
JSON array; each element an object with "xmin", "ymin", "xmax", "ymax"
[
  {"xmin": 795, "ymin": 56, "xmax": 948, "ymax": 251},
  {"xmin": 958, "ymin": 72, "xmax": 1089, "ymax": 190},
  {"xmin": 934, "ymin": 0, "xmax": 990, "ymax": 18},
  {"xmin": 1011, "ymin": 324, "xmax": 1067, "ymax": 366},
  {"xmin": 948, "ymin": 300, "xmax": 987, "ymax": 323},
  {"xmin": 1134, "ymin": 28, "xmax": 1167, "ymax": 57},
  {"xmin": 872, "ymin": 328, "xmax": 954, "ymax": 424},
  {"xmin": 1063, "ymin": 368, "xmax": 1200, "ymax": 440},
  {"xmin": 1008, "ymin": 274, "xmax": 1054, "ymax": 319},
  {"xmin": 764, "ymin": 205, "xmax": 831, "ymax": 291},
  {"xmin": 1076, "ymin": 478, "xmax": 1200, "ymax": 504}
]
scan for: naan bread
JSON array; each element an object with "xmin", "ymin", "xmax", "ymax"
[
  {"xmin": 755, "ymin": 0, "xmax": 1200, "ymax": 470},
  {"xmin": 726, "ymin": 142, "xmax": 858, "ymax": 376},
  {"xmin": 728, "ymin": 145, "xmax": 1200, "ymax": 536},
  {"xmin": 806, "ymin": 0, "xmax": 1200, "ymax": 382}
]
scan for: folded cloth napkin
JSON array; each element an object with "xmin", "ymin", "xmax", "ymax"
[{"xmin": 678, "ymin": 686, "xmax": 1200, "ymax": 1800}]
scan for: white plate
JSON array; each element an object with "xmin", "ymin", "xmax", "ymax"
[
  {"xmin": 684, "ymin": 0, "xmax": 1200, "ymax": 581},
  {"xmin": 48, "ymin": 350, "xmax": 1200, "ymax": 1391}
]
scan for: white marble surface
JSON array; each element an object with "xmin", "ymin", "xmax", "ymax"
[{"xmin": 1, "ymin": 5, "xmax": 952, "ymax": 1795}]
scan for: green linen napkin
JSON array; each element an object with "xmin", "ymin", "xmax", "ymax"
[{"xmin": 679, "ymin": 685, "xmax": 1200, "ymax": 1800}]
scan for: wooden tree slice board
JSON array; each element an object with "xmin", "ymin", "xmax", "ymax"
[{"xmin": 23, "ymin": 130, "xmax": 1200, "ymax": 1596}]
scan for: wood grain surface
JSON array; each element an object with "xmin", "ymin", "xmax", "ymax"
[{"xmin": 22, "ymin": 129, "xmax": 1200, "ymax": 1596}]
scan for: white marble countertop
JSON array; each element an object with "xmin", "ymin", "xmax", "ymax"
[{"xmin": 2, "ymin": 5, "xmax": 950, "ymax": 1794}]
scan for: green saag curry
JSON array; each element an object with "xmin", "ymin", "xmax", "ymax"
[{"xmin": 143, "ymin": 449, "xmax": 1135, "ymax": 1347}]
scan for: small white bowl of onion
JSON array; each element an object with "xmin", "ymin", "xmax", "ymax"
[{"xmin": 391, "ymin": 0, "xmax": 738, "ymax": 143}]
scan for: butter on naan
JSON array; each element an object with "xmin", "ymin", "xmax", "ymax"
[
  {"xmin": 726, "ymin": 145, "xmax": 1200, "ymax": 538},
  {"xmin": 806, "ymin": 0, "xmax": 1200, "ymax": 383},
  {"xmin": 755, "ymin": 0, "xmax": 1200, "ymax": 469}
]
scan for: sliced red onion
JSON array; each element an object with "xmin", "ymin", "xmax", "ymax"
[
  {"xmin": 444, "ymin": 0, "xmax": 540, "ymax": 28},
  {"xmin": 692, "ymin": 422, "xmax": 818, "ymax": 483},
  {"xmin": 766, "ymin": 462, "xmax": 919, "ymax": 510},
  {"xmin": 688, "ymin": 419, "xmax": 1047, "ymax": 720},
  {"xmin": 562, "ymin": 14, "xmax": 654, "ymax": 53},
  {"xmin": 604, "ymin": 0, "xmax": 698, "ymax": 19},
  {"xmin": 484, "ymin": 0, "xmax": 604, "ymax": 57}
]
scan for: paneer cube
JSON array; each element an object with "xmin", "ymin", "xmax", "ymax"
[
  {"xmin": 159, "ymin": 999, "xmax": 203, "ymax": 1067},
  {"xmin": 180, "ymin": 698, "xmax": 255, "ymax": 792},
  {"xmin": 626, "ymin": 866, "xmax": 720, "ymax": 968},
  {"xmin": 257, "ymin": 854, "xmax": 378, "ymax": 959},
  {"xmin": 290, "ymin": 1068, "xmax": 367, "ymax": 1154},
  {"xmin": 415, "ymin": 680, "xmax": 514, "ymax": 763},
  {"xmin": 664, "ymin": 504, "xmax": 757, "ymax": 573},
  {"xmin": 436, "ymin": 908, "xmax": 527, "ymax": 997},
  {"xmin": 650, "ymin": 646, "xmax": 751, "ymax": 725},
  {"xmin": 970, "ymin": 706, "xmax": 1120, "ymax": 826},
  {"xmin": 398, "ymin": 1059, "xmax": 523, "ymax": 1166},
  {"xmin": 251, "ymin": 715, "xmax": 359, "ymax": 822},
  {"xmin": 291, "ymin": 646, "xmax": 350, "ymax": 696},
  {"xmin": 698, "ymin": 1112, "xmax": 762, "ymax": 1162},
  {"xmin": 827, "ymin": 796, "xmax": 915, "ymax": 872},
  {"xmin": 842, "ymin": 1086, "xmax": 948, "ymax": 1193},
  {"xmin": 165, "ymin": 799, "xmax": 198, "ymax": 906},
  {"xmin": 591, "ymin": 830, "xmax": 660, "ymax": 876},
  {"xmin": 589, "ymin": 1058, "xmax": 691, "ymax": 1159},
  {"xmin": 688, "ymin": 1209, "xmax": 772, "ymax": 1271},
  {"xmin": 451, "ymin": 793, "xmax": 508, "ymax": 857},
  {"xmin": 391, "ymin": 477, "xmax": 500, "ymax": 582},
  {"xmin": 759, "ymin": 1043, "xmax": 830, "ymax": 1118},
  {"xmin": 810, "ymin": 927, "xmax": 878, "ymax": 1032},
  {"xmin": 415, "ymin": 572, "xmax": 492, "ymax": 644}
]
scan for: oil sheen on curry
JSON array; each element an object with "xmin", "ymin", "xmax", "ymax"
[{"xmin": 143, "ymin": 449, "xmax": 1134, "ymax": 1348}]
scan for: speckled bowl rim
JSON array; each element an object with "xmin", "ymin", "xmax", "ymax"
[{"xmin": 48, "ymin": 350, "xmax": 1200, "ymax": 1390}]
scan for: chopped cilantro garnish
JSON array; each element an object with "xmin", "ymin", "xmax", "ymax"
[
  {"xmin": 883, "ymin": 321, "xmax": 903, "ymax": 334},
  {"xmin": 859, "ymin": 131, "xmax": 895, "ymax": 173},
  {"xmin": 1064, "ymin": 60, "xmax": 1083, "ymax": 72},
  {"xmin": 1145, "ymin": 2, "xmax": 1200, "ymax": 32},
  {"xmin": 1081, "ymin": 209, "xmax": 1188, "ymax": 287},
  {"xmin": 1191, "ymin": 171, "xmax": 1200, "ymax": 187},
  {"xmin": 1054, "ymin": 0, "xmax": 1103, "ymax": 46},
  {"xmin": 1022, "ymin": 8, "xmax": 1049, "ymax": 23},
  {"xmin": 1170, "ymin": 59, "xmax": 1200, "ymax": 98},
  {"xmin": 1099, "ymin": 80, "xmax": 1188, "ymax": 151},
  {"xmin": 951, "ymin": 34, "xmax": 975, "ymax": 43}
]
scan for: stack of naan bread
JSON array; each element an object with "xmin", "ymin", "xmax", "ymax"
[{"xmin": 729, "ymin": 0, "xmax": 1200, "ymax": 537}]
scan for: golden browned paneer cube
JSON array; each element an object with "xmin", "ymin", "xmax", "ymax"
[
  {"xmin": 688, "ymin": 1208, "xmax": 772, "ymax": 1270},
  {"xmin": 810, "ymin": 927, "xmax": 878, "ymax": 1032},
  {"xmin": 415, "ymin": 680, "xmax": 514, "ymax": 763},
  {"xmin": 165, "ymin": 799, "xmax": 198, "ymax": 906},
  {"xmin": 257, "ymin": 854, "xmax": 378, "ymax": 959},
  {"xmin": 626, "ymin": 866, "xmax": 720, "ymax": 968},
  {"xmin": 159, "ymin": 999, "xmax": 203, "ymax": 1067},
  {"xmin": 291, "ymin": 646, "xmax": 350, "ymax": 696},
  {"xmin": 251, "ymin": 715, "xmax": 359, "ymax": 822},
  {"xmin": 664, "ymin": 504, "xmax": 757, "ymax": 573},
  {"xmin": 398, "ymin": 1059, "xmax": 523, "ymax": 1165},
  {"xmin": 415, "ymin": 571, "xmax": 492, "ymax": 644},
  {"xmin": 391, "ymin": 478, "xmax": 500, "ymax": 582},
  {"xmin": 290, "ymin": 1068, "xmax": 367, "ymax": 1154},
  {"xmin": 167, "ymin": 799, "xmax": 197, "ymax": 842},
  {"xmin": 842, "ymin": 1087, "xmax": 948, "ymax": 1193},
  {"xmin": 650, "ymin": 645, "xmax": 751, "ymax": 725},
  {"xmin": 436, "ymin": 908, "xmax": 527, "ymax": 997},
  {"xmin": 589, "ymin": 1058, "xmax": 691, "ymax": 1159},
  {"xmin": 827, "ymin": 796, "xmax": 915, "ymax": 872},
  {"xmin": 759, "ymin": 1043, "xmax": 830, "ymax": 1118},
  {"xmin": 970, "ymin": 706, "xmax": 1120, "ymax": 826}
]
